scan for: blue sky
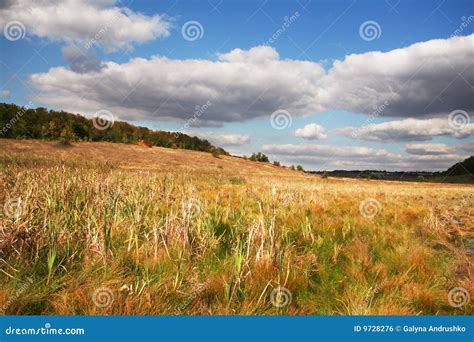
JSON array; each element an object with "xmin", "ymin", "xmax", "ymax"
[{"xmin": 0, "ymin": 0, "xmax": 473, "ymax": 170}]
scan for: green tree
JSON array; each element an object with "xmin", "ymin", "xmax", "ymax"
[{"xmin": 249, "ymin": 152, "xmax": 269, "ymax": 162}]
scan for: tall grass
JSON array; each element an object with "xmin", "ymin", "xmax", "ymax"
[{"xmin": 0, "ymin": 150, "xmax": 472, "ymax": 315}]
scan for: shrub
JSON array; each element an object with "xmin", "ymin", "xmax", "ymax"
[{"xmin": 249, "ymin": 152, "xmax": 269, "ymax": 162}]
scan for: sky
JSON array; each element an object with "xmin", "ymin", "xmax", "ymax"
[{"xmin": 0, "ymin": 0, "xmax": 473, "ymax": 171}]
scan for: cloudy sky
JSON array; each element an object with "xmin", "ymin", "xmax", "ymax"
[{"xmin": 0, "ymin": 0, "xmax": 473, "ymax": 171}]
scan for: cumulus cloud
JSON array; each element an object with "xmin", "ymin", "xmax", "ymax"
[
  {"xmin": 405, "ymin": 142, "xmax": 473, "ymax": 157},
  {"xmin": 459, "ymin": 141, "xmax": 474, "ymax": 153},
  {"xmin": 27, "ymin": 34, "xmax": 474, "ymax": 126},
  {"xmin": 262, "ymin": 143, "xmax": 469, "ymax": 171},
  {"xmin": 294, "ymin": 123, "xmax": 327, "ymax": 140},
  {"xmin": 186, "ymin": 131, "xmax": 251, "ymax": 147},
  {"xmin": 405, "ymin": 143, "xmax": 454, "ymax": 155},
  {"xmin": 29, "ymin": 46, "xmax": 326, "ymax": 123},
  {"xmin": 405, "ymin": 154, "xmax": 470, "ymax": 170},
  {"xmin": 0, "ymin": 0, "xmax": 171, "ymax": 51},
  {"xmin": 337, "ymin": 118, "xmax": 474, "ymax": 142},
  {"xmin": 262, "ymin": 143, "xmax": 398, "ymax": 163},
  {"xmin": 61, "ymin": 45, "xmax": 104, "ymax": 73},
  {"xmin": 319, "ymin": 34, "xmax": 474, "ymax": 117}
]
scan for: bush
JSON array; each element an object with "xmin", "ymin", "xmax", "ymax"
[
  {"xmin": 296, "ymin": 165, "xmax": 304, "ymax": 171},
  {"xmin": 249, "ymin": 152, "xmax": 269, "ymax": 162},
  {"xmin": 368, "ymin": 172, "xmax": 382, "ymax": 180}
]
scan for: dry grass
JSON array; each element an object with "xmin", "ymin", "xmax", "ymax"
[{"xmin": 0, "ymin": 139, "xmax": 472, "ymax": 315}]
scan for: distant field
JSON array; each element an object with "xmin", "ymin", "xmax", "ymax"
[{"xmin": 0, "ymin": 139, "xmax": 472, "ymax": 315}]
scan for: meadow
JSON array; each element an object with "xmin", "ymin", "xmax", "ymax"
[{"xmin": 0, "ymin": 139, "xmax": 472, "ymax": 315}]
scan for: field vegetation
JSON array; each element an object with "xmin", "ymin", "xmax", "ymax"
[{"xmin": 0, "ymin": 139, "xmax": 472, "ymax": 315}]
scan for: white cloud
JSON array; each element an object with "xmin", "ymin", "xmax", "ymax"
[
  {"xmin": 405, "ymin": 142, "xmax": 473, "ymax": 158},
  {"xmin": 459, "ymin": 141, "xmax": 474, "ymax": 153},
  {"xmin": 217, "ymin": 46, "xmax": 280, "ymax": 63},
  {"xmin": 29, "ymin": 46, "xmax": 326, "ymax": 123},
  {"xmin": 261, "ymin": 143, "xmax": 469, "ymax": 171},
  {"xmin": 61, "ymin": 45, "xmax": 104, "ymax": 73},
  {"xmin": 262, "ymin": 143, "xmax": 398, "ymax": 162},
  {"xmin": 337, "ymin": 118, "xmax": 474, "ymax": 141},
  {"xmin": 294, "ymin": 123, "xmax": 327, "ymax": 140},
  {"xmin": 186, "ymin": 131, "xmax": 251, "ymax": 147},
  {"xmin": 405, "ymin": 143, "xmax": 454, "ymax": 155},
  {"xmin": 319, "ymin": 34, "xmax": 474, "ymax": 118},
  {"xmin": 27, "ymin": 34, "xmax": 474, "ymax": 126},
  {"xmin": 0, "ymin": 0, "xmax": 171, "ymax": 51}
]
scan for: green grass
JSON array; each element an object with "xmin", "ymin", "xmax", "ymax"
[{"xmin": 0, "ymin": 150, "xmax": 472, "ymax": 315}]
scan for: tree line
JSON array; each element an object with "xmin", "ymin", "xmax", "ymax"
[{"xmin": 0, "ymin": 103, "xmax": 228, "ymax": 155}]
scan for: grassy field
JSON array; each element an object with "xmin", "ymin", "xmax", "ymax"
[{"xmin": 0, "ymin": 139, "xmax": 472, "ymax": 315}]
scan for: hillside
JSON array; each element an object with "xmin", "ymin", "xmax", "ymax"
[
  {"xmin": 0, "ymin": 102, "xmax": 227, "ymax": 155},
  {"xmin": 0, "ymin": 138, "xmax": 301, "ymax": 178},
  {"xmin": 2, "ymin": 138, "xmax": 471, "ymax": 187},
  {"xmin": 445, "ymin": 156, "xmax": 474, "ymax": 176}
]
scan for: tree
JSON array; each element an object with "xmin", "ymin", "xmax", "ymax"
[
  {"xmin": 249, "ymin": 152, "xmax": 269, "ymax": 162},
  {"xmin": 60, "ymin": 125, "xmax": 77, "ymax": 141},
  {"xmin": 0, "ymin": 102, "xmax": 229, "ymax": 156}
]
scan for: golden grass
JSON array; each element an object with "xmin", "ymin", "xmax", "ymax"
[{"xmin": 0, "ymin": 139, "xmax": 472, "ymax": 315}]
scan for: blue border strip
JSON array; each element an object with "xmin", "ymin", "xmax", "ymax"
[{"xmin": 1, "ymin": 315, "xmax": 472, "ymax": 342}]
